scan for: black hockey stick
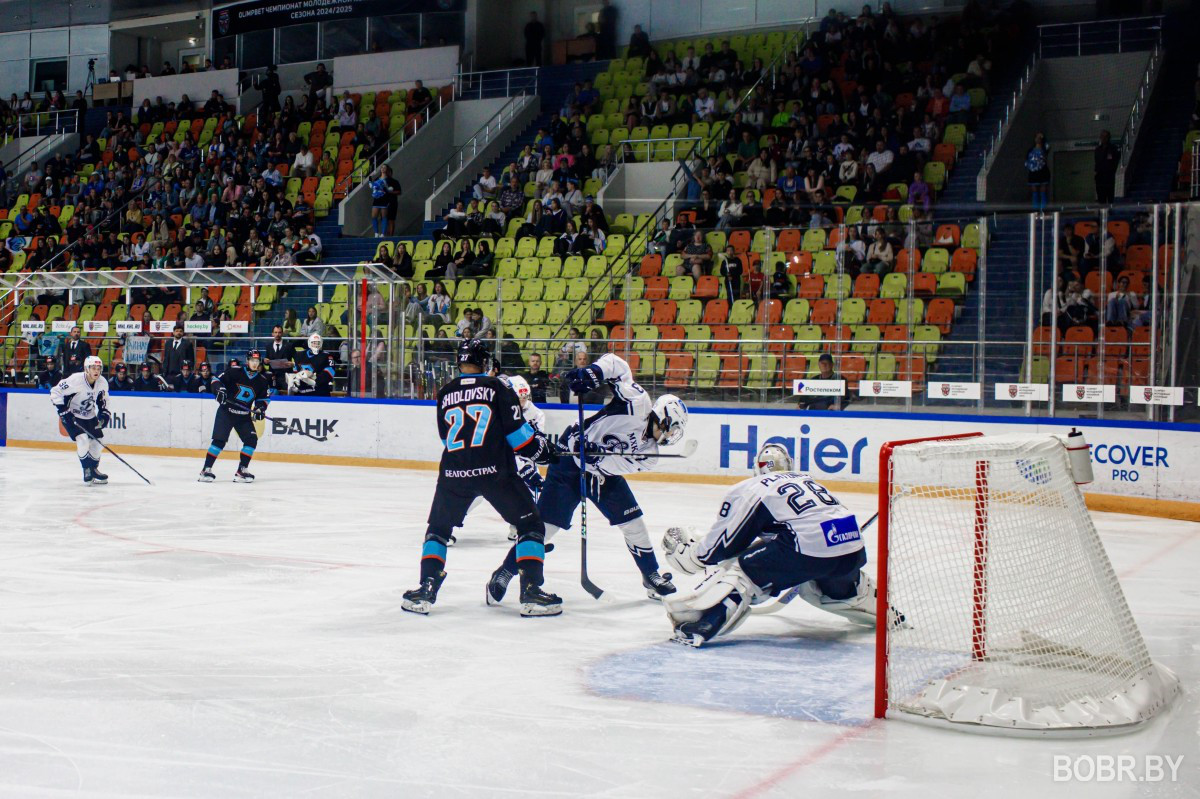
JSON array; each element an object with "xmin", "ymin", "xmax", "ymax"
[
  {"xmin": 261, "ymin": 413, "xmax": 327, "ymax": 442},
  {"xmin": 577, "ymin": 398, "xmax": 603, "ymax": 599},
  {"xmin": 84, "ymin": 432, "xmax": 154, "ymax": 486},
  {"xmin": 562, "ymin": 439, "xmax": 699, "ymax": 459}
]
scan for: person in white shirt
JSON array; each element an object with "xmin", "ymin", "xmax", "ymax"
[
  {"xmin": 694, "ymin": 88, "xmax": 716, "ymax": 120},
  {"xmin": 472, "ymin": 167, "xmax": 498, "ymax": 201},
  {"xmin": 680, "ymin": 47, "xmax": 701, "ymax": 71},
  {"xmin": 183, "ymin": 246, "xmax": 204, "ymax": 270},
  {"xmin": 866, "ymin": 140, "xmax": 894, "ymax": 174},
  {"xmin": 291, "ymin": 144, "xmax": 315, "ymax": 177}
]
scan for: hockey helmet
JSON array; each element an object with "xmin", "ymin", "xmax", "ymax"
[
  {"xmin": 754, "ymin": 443, "xmax": 794, "ymax": 475},
  {"xmin": 307, "ymin": 333, "xmax": 323, "ymax": 353},
  {"xmin": 457, "ymin": 337, "xmax": 491, "ymax": 371},
  {"xmin": 83, "ymin": 355, "xmax": 103, "ymax": 375},
  {"xmin": 246, "ymin": 349, "xmax": 262, "ymax": 369},
  {"xmin": 508, "ymin": 374, "xmax": 531, "ymax": 402},
  {"xmin": 649, "ymin": 394, "xmax": 688, "ymax": 445}
]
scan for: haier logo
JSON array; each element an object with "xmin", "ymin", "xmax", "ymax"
[
  {"xmin": 721, "ymin": 424, "xmax": 868, "ymax": 474},
  {"xmin": 271, "ymin": 417, "xmax": 338, "ymax": 438}
]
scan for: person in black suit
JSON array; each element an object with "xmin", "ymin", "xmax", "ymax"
[
  {"xmin": 59, "ymin": 326, "xmax": 91, "ymax": 376},
  {"xmin": 264, "ymin": 325, "xmax": 296, "ymax": 392},
  {"xmin": 162, "ymin": 325, "xmax": 195, "ymax": 377}
]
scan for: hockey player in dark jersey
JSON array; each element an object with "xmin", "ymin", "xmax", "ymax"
[
  {"xmin": 402, "ymin": 338, "xmax": 563, "ymax": 617},
  {"xmin": 198, "ymin": 349, "xmax": 273, "ymax": 483},
  {"xmin": 291, "ymin": 333, "xmax": 335, "ymax": 396}
]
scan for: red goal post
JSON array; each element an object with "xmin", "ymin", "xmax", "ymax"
[{"xmin": 874, "ymin": 432, "xmax": 983, "ymax": 720}]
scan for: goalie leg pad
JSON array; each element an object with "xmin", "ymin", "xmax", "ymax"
[
  {"xmin": 795, "ymin": 570, "xmax": 877, "ymax": 627},
  {"xmin": 663, "ymin": 564, "xmax": 764, "ymax": 628}
]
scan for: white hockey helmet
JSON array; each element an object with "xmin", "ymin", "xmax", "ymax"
[
  {"xmin": 508, "ymin": 374, "xmax": 531, "ymax": 402},
  {"xmin": 83, "ymin": 355, "xmax": 103, "ymax": 373},
  {"xmin": 754, "ymin": 442, "xmax": 794, "ymax": 475},
  {"xmin": 649, "ymin": 394, "xmax": 688, "ymax": 445},
  {"xmin": 308, "ymin": 333, "xmax": 323, "ymax": 352}
]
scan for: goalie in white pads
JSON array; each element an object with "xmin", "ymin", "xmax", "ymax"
[
  {"xmin": 486, "ymin": 353, "xmax": 688, "ymax": 603},
  {"xmin": 661, "ymin": 443, "xmax": 878, "ymax": 646},
  {"xmin": 49, "ymin": 355, "xmax": 112, "ymax": 485}
]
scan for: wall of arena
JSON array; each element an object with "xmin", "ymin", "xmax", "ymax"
[{"xmin": 2, "ymin": 389, "xmax": 1196, "ymax": 519}]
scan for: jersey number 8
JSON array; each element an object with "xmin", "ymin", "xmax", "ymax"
[{"xmin": 444, "ymin": 403, "xmax": 492, "ymax": 451}]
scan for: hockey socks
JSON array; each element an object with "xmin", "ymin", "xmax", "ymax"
[
  {"xmin": 203, "ymin": 443, "xmax": 221, "ymax": 470},
  {"xmin": 420, "ymin": 537, "xmax": 449, "ymax": 582},
  {"xmin": 618, "ymin": 518, "xmax": 661, "ymax": 576},
  {"xmin": 515, "ymin": 539, "xmax": 546, "ymax": 587},
  {"xmin": 238, "ymin": 444, "xmax": 254, "ymax": 470}
]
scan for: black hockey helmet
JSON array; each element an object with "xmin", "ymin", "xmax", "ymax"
[
  {"xmin": 457, "ymin": 337, "xmax": 491, "ymax": 371},
  {"xmin": 246, "ymin": 348, "xmax": 262, "ymax": 368}
]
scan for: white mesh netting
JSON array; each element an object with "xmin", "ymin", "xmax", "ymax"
[{"xmin": 883, "ymin": 434, "xmax": 1178, "ymax": 734}]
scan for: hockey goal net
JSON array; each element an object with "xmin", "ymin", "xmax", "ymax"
[{"xmin": 875, "ymin": 432, "xmax": 1178, "ymax": 735}]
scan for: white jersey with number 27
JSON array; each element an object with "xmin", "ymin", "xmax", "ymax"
[{"xmin": 697, "ymin": 471, "xmax": 863, "ymax": 563}]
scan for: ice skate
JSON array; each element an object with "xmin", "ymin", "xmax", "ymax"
[
  {"xmin": 198, "ymin": 468, "xmax": 216, "ymax": 483},
  {"xmin": 233, "ymin": 468, "xmax": 255, "ymax": 483},
  {"xmin": 519, "ymin": 583, "xmax": 562, "ymax": 617},
  {"xmin": 642, "ymin": 571, "xmax": 676, "ymax": 600},
  {"xmin": 486, "ymin": 563, "xmax": 515, "ymax": 606},
  {"xmin": 402, "ymin": 571, "xmax": 446, "ymax": 615}
]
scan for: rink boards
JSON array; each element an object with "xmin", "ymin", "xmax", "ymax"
[{"xmin": 2, "ymin": 389, "xmax": 1197, "ymax": 518}]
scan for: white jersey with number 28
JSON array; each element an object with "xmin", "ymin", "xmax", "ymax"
[{"xmin": 697, "ymin": 471, "xmax": 863, "ymax": 562}]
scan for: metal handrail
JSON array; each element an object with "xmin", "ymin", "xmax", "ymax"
[
  {"xmin": 5, "ymin": 109, "xmax": 80, "ymax": 142},
  {"xmin": 1118, "ymin": 41, "xmax": 1164, "ymax": 176},
  {"xmin": 455, "ymin": 66, "xmax": 539, "ymax": 101},
  {"xmin": 338, "ymin": 93, "xmax": 445, "ymax": 198},
  {"xmin": 1191, "ymin": 138, "xmax": 1199, "ymax": 200},
  {"xmin": 614, "ymin": 136, "xmax": 704, "ymax": 166},
  {"xmin": 1037, "ymin": 16, "xmax": 1164, "ymax": 58},
  {"xmin": 427, "ymin": 94, "xmax": 532, "ymax": 191},
  {"xmin": 979, "ymin": 57, "xmax": 1037, "ymax": 184}
]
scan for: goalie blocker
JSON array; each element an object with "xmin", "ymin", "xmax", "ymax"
[{"xmin": 661, "ymin": 443, "xmax": 881, "ymax": 647}]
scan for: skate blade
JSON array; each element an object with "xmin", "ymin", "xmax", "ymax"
[
  {"xmin": 89, "ymin": 479, "xmax": 108, "ymax": 485},
  {"xmin": 401, "ymin": 599, "xmax": 432, "ymax": 615},
  {"xmin": 520, "ymin": 602, "xmax": 562, "ymax": 617},
  {"xmin": 233, "ymin": 475, "xmax": 254, "ymax": 483},
  {"xmin": 645, "ymin": 589, "xmax": 665, "ymax": 601},
  {"xmin": 670, "ymin": 630, "xmax": 704, "ymax": 647}
]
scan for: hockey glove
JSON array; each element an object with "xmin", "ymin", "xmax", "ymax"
[
  {"xmin": 215, "ymin": 386, "xmax": 228, "ymax": 405},
  {"xmin": 97, "ymin": 408, "xmax": 112, "ymax": 427},
  {"xmin": 55, "ymin": 404, "xmax": 71, "ymax": 422},
  {"xmin": 566, "ymin": 364, "xmax": 603, "ymax": 395},
  {"xmin": 662, "ymin": 526, "xmax": 705, "ymax": 575},
  {"xmin": 522, "ymin": 432, "xmax": 560, "ymax": 465},
  {"xmin": 251, "ymin": 402, "xmax": 267, "ymax": 421}
]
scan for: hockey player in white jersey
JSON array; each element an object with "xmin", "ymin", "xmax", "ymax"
[
  {"xmin": 49, "ymin": 355, "xmax": 112, "ymax": 485},
  {"xmin": 486, "ymin": 353, "xmax": 688, "ymax": 604},
  {"xmin": 660, "ymin": 443, "xmax": 879, "ymax": 647}
]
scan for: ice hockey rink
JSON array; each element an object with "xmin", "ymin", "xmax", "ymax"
[{"xmin": 1, "ymin": 446, "xmax": 1197, "ymax": 798}]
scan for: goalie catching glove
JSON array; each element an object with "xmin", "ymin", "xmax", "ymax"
[{"xmin": 662, "ymin": 526, "xmax": 705, "ymax": 575}]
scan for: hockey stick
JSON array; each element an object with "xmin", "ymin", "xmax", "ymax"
[
  {"xmin": 751, "ymin": 511, "xmax": 878, "ymax": 615},
  {"xmin": 562, "ymin": 439, "xmax": 699, "ymax": 459},
  {"xmin": 84, "ymin": 431, "xmax": 154, "ymax": 486},
  {"xmin": 577, "ymin": 398, "xmax": 603, "ymax": 599},
  {"xmin": 261, "ymin": 413, "xmax": 327, "ymax": 442}
]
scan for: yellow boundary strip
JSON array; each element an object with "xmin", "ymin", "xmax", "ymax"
[{"xmin": 8, "ymin": 439, "xmax": 1199, "ymax": 522}]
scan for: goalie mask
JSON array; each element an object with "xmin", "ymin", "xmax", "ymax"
[
  {"xmin": 648, "ymin": 394, "xmax": 687, "ymax": 446},
  {"xmin": 246, "ymin": 349, "xmax": 262, "ymax": 371},
  {"xmin": 307, "ymin": 333, "xmax": 322, "ymax": 354},
  {"xmin": 754, "ymin": 443, "xmax": 794, "ymax": 475}
]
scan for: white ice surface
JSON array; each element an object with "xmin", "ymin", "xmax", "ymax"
[{"xmin": 1, "ymin": 447, "xmax": 1198, "ymax": 798}]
